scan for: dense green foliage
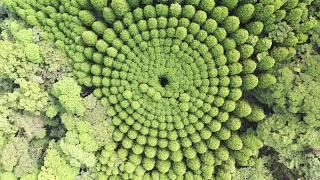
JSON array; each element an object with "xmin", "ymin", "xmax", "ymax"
[
  {"xmin": 0, "ymin": 0, "xmax": 319, "ymax": 179},
  {"xmin": 0, "ymin": 18, "xmax": 73, "ymax": 179}
]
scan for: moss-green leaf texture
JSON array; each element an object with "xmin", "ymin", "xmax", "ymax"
[{"xmin": 4, "ymin": 0, "xmax": 316, "ymax": 179}]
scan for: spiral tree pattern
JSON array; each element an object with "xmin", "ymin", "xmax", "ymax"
[{"xmin": 4, "ymin": 0, "xmax": 278, "ymax": 179}]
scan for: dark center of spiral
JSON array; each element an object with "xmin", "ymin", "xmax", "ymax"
[{"xmin": 159, "ymin": 76, "xmax": 169, "ymax": 87}]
